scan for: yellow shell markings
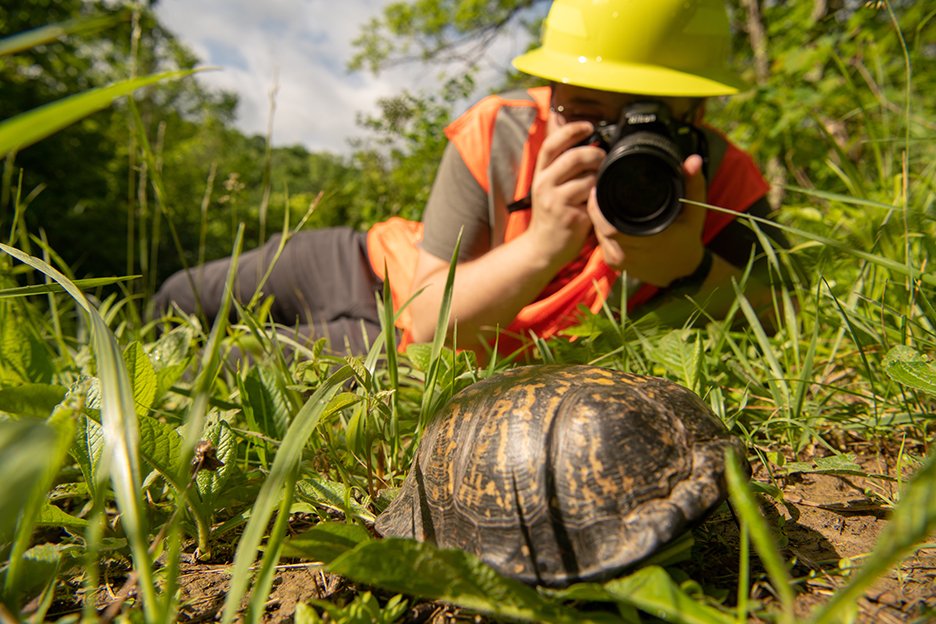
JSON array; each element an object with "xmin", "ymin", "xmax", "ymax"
[
  {"xmin": 509, "ymin": 387, "xmax": 562, "ymax": 519},
  {"xmin": 455, "ymin": 398, "xmax": 515, "ymax": 515},
  {"xmin": 431, "ymin": 404, "xmax": 464, "ymax": 503}
]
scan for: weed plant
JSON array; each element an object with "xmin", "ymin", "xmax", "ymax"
[{"xmin": 1, "ymin": 7, "xmax": 934, "ymax": 624}]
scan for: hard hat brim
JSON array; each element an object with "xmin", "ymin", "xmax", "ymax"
[{"xmin": 512, "ymin": 47, "xmax": 746, "ymax": 97}]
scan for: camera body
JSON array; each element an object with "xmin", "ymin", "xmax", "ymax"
[{"xmin": 584, "ymin": 102, "xmax": 707, "ymax": 236}]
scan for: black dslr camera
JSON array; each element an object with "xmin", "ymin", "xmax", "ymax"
[{"xmin": 584, "ymin": 102, "xmax": 707, "ymax": 236}]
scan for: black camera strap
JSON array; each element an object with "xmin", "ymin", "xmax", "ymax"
[{"xmin": 507, "ymin": 195, "xmax": 532, "ymax": 213}]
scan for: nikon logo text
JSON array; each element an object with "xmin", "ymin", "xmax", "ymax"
[{"xmin": 627, "ymin": 113, "xmax": 657, "ymax": 125}]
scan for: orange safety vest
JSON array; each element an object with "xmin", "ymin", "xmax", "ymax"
[{"xmin": 366, "ymin": 87, "xmax": 769, "ymax": 354}]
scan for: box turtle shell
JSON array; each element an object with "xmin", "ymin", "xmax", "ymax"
[{"xmin": 375, "ymin": 365, "xmax": 746, "ymax": 587}]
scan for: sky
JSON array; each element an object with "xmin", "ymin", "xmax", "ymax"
[{"xmin": 153, "ymin": 0, "xmax": 533, "ymax": 154}]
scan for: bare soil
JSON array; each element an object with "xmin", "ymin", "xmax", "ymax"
[{"xmin": 689, "ymin": 439, "xmax": 936, "ymax": 624}]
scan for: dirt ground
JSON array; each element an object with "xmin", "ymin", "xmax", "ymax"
[
  {"xmin": 689, "ymin": 440, "xmax": 936, "ymax": 624},
  {"xmin": 160, "ymin": 439, "xmax": 936, "ymax": 623}
]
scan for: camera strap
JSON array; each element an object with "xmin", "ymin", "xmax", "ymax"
[{"xmin": 507, "ymin": 195, "xmax": 533, "ymax": 213}]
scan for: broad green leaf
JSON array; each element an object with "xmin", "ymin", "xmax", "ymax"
[
  {"xmin": 296, "ymin": 473, "xmax": 375, "ymax": 522},
  {"xmin": 147, "ymin": 325, "xmax": 194, "ymax": 370},
  {"xmin": 552, "ymin": 566, "xmax": 733, "ymax": 624},
  {"xmin": 195, "ymin": 420, "xmax": 238, "ymax": 502},
  {"xmin": 600, "ymin": 567, "xmax": 733, "ymax": 624},
  {"xmin": 5, "ymin": 386, "xmax": 83, "ymax": 602},
  {"xmin": 0, "ymin": 543, "xmax": 61, "ymax": 605},
  {"xmin": 282, "ymin": 521, "xmax": 372, "ymax": 562},
  {"xmin": 146, "ymin": 325, "xmax": 194, "ymax": 398},
  {"xmin": 810, "ymin": 450, "xmax": 936, "ymax": 624},
  {"xmin": 123, "ymin": 341, "xmax": 157, "ymax": 418},
  {"xmin": 645, "ymin": 330, "xmax": 702, "ymax": 392},
  {"xmin": 0, "ymin": 420, "xmax": 56, "ymax": 543},
  {"xmin": 137, "ymin": 413, "xmax": 183, "ymax": 488},
  {"xmin": 882, "ymin": 345, "xmax": 936, "ymax": 395},
  {"xmin": 783, "ymin": 453, "xmax": 864, "ymax": 476},
  {"xmin": 0, "ymin": 383, "xmax": 67, "ymax": 419},
  {"xmin": 72, "ymin": 412, "xmax": 105, "ymax": 497},
  {"xmin": 327, "ymin": 538, "xmax": 607, "ymax": 623},
  {"xmin": 0, "ymin": 70, "xmax": 197, "ymax": 157},
  {"xmin": 0, "ymin": 304, "xmax": 55, "ymax": 385},
  {"xmin": 242, "ymin": 365, "xmax": 293, "ymax": 439},
  {"xmin": 36, "ymin": 502, "xmax": 88, "ymax": 529},
  {"xmin": 404, "ymin": 343, "xmax": 433, "ymax": 372}
]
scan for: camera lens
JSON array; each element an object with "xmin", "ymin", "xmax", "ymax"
[{"xmin": 595, "ymin": 131, "xmax": 685, "ymax": 235}]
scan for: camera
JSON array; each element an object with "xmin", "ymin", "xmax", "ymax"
[{"xmin": 583, "ymin": 102, "xmax": 708, "ymax": 236}]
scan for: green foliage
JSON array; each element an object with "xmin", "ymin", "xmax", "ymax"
[
  {"xmin": 329, "ymin": 537, "xmax": 611, "ymax": 623},
  {"xmin": 883, "ymin": 344, "xmax": 936, "ymax": 394},
  {"xmin": 299, "ymin": 592, "xmax": 408, "ymax": 624}
]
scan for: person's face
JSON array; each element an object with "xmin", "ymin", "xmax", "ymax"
[{"xmin": 548, "ymin": 83, "xmax": 703, "ymax": 132}]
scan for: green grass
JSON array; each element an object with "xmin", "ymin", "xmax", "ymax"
[{"xmin": 1, "ymin": 8, "xmax": 935, "ymax": 624}]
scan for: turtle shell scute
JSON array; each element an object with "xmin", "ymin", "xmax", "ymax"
[{"xmin": 375, "ymin": 364, "xmax": 746, "ymax": 586}]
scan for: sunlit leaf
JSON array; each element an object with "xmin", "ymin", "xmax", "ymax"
[
  {"xmin": 0, "ymin": 304, "xmax": 55, "ymax": 385},
  {"xmin": 552, "ymin": 567, "xmax": 733, "ymax": 624},
  {"xmin": 783, "ymin": 453, "xmax": 864, "ymax": 476},
  {"xmin": 242, "ymin": 365, "xmax": 293, "ymax": 439},
  {"xmin": 36, "ymin": 502, "xmax": 88, "ymax": 529},
  {"xmin": 0, "ymin": 420, "xmax": 56, "ymax": 543},
  {"xmin": 296, "ymin": 474, "xmax": 376, "ymax": 522},
  {"xmin": 195, "ymin": 420, "xmax": 238, "ymax": 502},
  {"xmin": 328, "ymin": 538, "xmax": 609, "ymax": 623},
  {"xmin": 0, "ymin": 383, "xmax": 67, "ymax": 419},
  {"xmin": 0, "ymin": 70, "xmax": 197, "ymax": 157},
  {"xmin": 138, "ymin": 414, "xmax": 183, "ymax": 488},
  {"xmin": 0, "ymin": 276, "xmax": 138, "ymax": 298},
  {"xmin": 283, "ymin": 521, "xmax": 372, "ymax": 562},
  {"xmin": 883, "ymin": 345, "xmax": 936, "ymax": 394},
  {"xmin": 0, "ymin": 13, "xmax": 123, "ymax": 57},
  {"xmin": 123, "ymin": 341, "xmax": 157, "ymax": 418}
]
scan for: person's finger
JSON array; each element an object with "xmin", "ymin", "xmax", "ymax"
[
  {"xmin": 680, "ymin": 154, "xmax": 707, "ymax": 230},
  {"xmin": 535, "ymin": 121, "xmax": 595, "ymax": 170}
]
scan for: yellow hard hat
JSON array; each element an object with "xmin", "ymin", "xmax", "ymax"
[{"xmin": 512, "ymin": 0, "xmax": 745, "ymax": 97}]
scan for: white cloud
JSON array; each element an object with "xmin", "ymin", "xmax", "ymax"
[{"xmin": 153, "ymin": 0, "xmax": 532, "ymax": 155}]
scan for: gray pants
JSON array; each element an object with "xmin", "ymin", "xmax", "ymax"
[{"xmin": 153, "ymin": 228, "xmax": 384, "ymax": 355}]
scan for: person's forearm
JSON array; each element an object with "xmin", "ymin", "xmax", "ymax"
[{"xmin": 409, "ymin": 233, "xmax": 569, "ymax": 348}]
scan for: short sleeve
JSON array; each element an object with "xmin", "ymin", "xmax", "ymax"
[{"xmin": 421, "ymin": 142, "xmax": 492, "ymax": 262}]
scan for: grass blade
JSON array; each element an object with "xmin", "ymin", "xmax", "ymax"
[
  {"xmin": 725, "ymin": 450, "xmax": 795, "ymax": 624},
  {"xmin": 0, "ymin": 70, "xmax": 197, "ymax": 157},
  {"xmin": 0, "ymin": 276, "xmax": 139, "ymax": 299},
  {"xmin": 0, "ymin": 242, "xmax": 158, "ymax": 621},
  {"xmin": 418, "ymin": 230, "xmax": 462, "ymax": 430},
  {"xmin": 0, "ymin": 13, "xmax": 124, "ymax": 57},
  {"xmin": 220, "ymin": 365, "xmax": 354, "ymax": 624}
]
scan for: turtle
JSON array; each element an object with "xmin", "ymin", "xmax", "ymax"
[{"xmin": 374, "ymin": 364, "xmax": 747, "ymax": 587}]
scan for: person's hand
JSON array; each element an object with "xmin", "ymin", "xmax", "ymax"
[
  {"xmin": 527, "ymin": 121, "xmax": 605, "ymax": 267},
  {"xmin": 588, "ymin": 154, "xmax": 708, "ymax": 287}
]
